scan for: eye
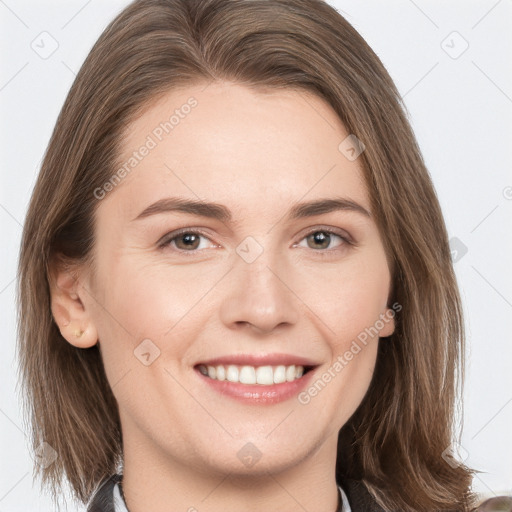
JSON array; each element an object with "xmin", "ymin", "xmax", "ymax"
[
  {"xmin": 158, "ymin": 226, "xmax": 353, "ymax": 256},
  {"xmin": 295, "ymin": 228, "xmax": 352, "ymax": 252},
  {"xmin": 158, "ymin": 229, "xmax": 218, "ymax": 254}
]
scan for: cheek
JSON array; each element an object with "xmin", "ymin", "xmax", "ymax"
[
  {"xmin": 91, "ymin": 254, "xmax": 224, "ymax": 385},
  {"xmin": 295, "ymin": 254, "xmax": 391, "ymax": 346},
  {"xmin": 98, "ymin": 254, "xmax": 215, "ymax": 339}
]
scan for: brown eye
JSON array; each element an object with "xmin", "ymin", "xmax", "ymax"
[
  {"xmin": 298, "ymin": 229, "xmax": 349, "ymax": 251},
  {"xmin": 159, "ymin": 229, "xmax": 215, "ymax": 254},
  {"xmin": 306, "ymin": 231, "xmax": 333, "ymax": 250},
  {"xmin": 173, "ymin": 232, "xmax": 201, "ymax": 251}
]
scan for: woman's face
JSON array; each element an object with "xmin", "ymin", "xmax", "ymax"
[{"xmin": 74, "ymin": 81, "xmax": 394, "ymax": 477}]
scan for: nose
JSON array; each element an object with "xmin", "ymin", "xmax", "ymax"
[{"xmin": 218, "ymin": 249, "xmax": 300, "ymax": 335}]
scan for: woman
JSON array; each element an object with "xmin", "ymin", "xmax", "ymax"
[{"xmin": 17, "ymin": 0, "xmax": 505, "ymax": 510}]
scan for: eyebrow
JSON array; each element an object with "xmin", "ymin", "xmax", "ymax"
[{"xmin": 132, "ymin": 196, "xmax": 371, "ymax": 223}]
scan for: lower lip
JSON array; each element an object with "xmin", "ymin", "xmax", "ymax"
[{"xmin": 195, "ymin": 368, "xmax": 316, "ymax": 404}]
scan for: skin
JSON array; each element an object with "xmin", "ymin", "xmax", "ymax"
[{"xmin": 51, "ymin": 81, "xmax": 395, "ymax": 512}]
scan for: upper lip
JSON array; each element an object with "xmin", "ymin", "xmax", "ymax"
[{"xmin": 195, "ymin": 353, "xmax": 320, "ymax": 368}]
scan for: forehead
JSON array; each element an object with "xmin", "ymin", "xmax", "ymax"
[{"xmin": 100, "ymin": 81, "xmax": 370, "ymax": 221}]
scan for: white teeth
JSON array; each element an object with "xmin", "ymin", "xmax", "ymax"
[
  {"xmin": 286, "ymin": 365, "xmax": 296, "ymax": 382},
  {"xmin": 256, "ymin": 366, "xmax": 273, "ymax": 385},
  {"xmin": 239, "ymin": 366, "xmax": 256, "ymax": 384},
  {"xmin": 273, "ymin": 365, "xmax": 286, "ymax": 384},
  {"xmin": 226, "ymin": 365, "xmax": 239, "ymax": 382},
  {"xmin": 198, "ymin": 363, "xmax": 307, "ymax": 386},
  {"xmin": 216, "ymin": 365, "xmax": 226, "ymax": 381}
]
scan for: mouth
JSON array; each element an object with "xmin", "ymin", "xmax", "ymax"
[
  {"xmin": 195, "ymin": 363, "xmax": 315, "ymax": 385},
  {"xmin": 193, "ymin": 354, "xmax": 319, "ymax": 404}
]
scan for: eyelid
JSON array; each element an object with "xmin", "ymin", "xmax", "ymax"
[
  {"xmin": 157, "ymin": 224, "xmax": 355, "ymax": 254},
  {"xmin": 294, "ymin": 224, "xmax": 354, "ymax": 245},
  {"xmin": 157, "ymin": 227, "xmax": 218, "ymax": 249}
]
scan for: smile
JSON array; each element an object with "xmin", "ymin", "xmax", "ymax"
[
  {"xmin": 197, "ymin": 363, "xmax": 306, "ymax": 385},
  {"xmin": 194, "ymin": 354, "xmax": 319, "ymax": 404}
]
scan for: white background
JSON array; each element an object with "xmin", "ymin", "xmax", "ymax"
[{"xmin": 1, "ymin": 0, "xmax": 511, "ymax": 510}]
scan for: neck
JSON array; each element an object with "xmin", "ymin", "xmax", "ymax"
[{"xmin": 120, "ymin": 425, "xmax": 341, "ymax": 512}]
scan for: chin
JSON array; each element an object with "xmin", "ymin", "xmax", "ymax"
[{"xmin": 188, "ymin": 429, "xmax": 326, "ymax": 478}]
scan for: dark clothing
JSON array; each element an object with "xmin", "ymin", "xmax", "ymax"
[
  {"xmin": 87, "ymin": 473, "xmax": 386, "ymax": 512},
  {"xmin": 338, "ymin": 476, "xmax": 386, "ymax": 511},
  {"xmin": 87, "ymin": 474, "xmax": 122, "ymax": 512}
]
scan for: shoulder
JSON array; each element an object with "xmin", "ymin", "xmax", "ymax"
[
  {"xmin": 87, "ymin": 474, "xmax": 122, "ymax": 512},
  {"xmin": 338, "ymin": 477, "xmax": 512, "ymax": 512},
  {"xmin": 338, "ymin": 476, "xmax": 386, "ymax": 512},
  {"xmin": 476, "ymin": 495, "xmax": 512, "ymax": 511}
]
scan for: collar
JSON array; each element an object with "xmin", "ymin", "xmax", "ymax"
[{"xmin": 88, "ymin": 474, "xmax": 368, "ymax": 512}]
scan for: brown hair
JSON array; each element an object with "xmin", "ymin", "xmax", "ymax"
[{"xmin": 17, "ymin": 0, "xmax": 480, "ymax": 510}]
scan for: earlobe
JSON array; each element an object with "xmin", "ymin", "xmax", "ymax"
[
  {"xmin": 378, "ymin": 307, "xmax": 396, "ymax": 338},
  {"xmin": 68, "ymin": 325, "xmax": 97, "ymax": 348},
  {"xmin": 49, "ymin": 259, "xmax": 98, "ymax": 349}
]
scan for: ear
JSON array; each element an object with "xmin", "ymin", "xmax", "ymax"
[
  {"xmin": 378, "ymin": 306, "xmax": 397, "ymax": 338},
  {"xmin": 49, "ymin": 256, "xmax": 98, "ymax": 348}
]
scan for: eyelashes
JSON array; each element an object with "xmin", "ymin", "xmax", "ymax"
[
  {"xmin": 294, "ymin": 229, "xmax": 353, "ymax": 251},
  {"xmin": 158, "ymin": 229, "xmax": 218, "ymax": 254},
  {"xmin": 157, "ymin": 226, "xmax": 354, "ymax": 257}
]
